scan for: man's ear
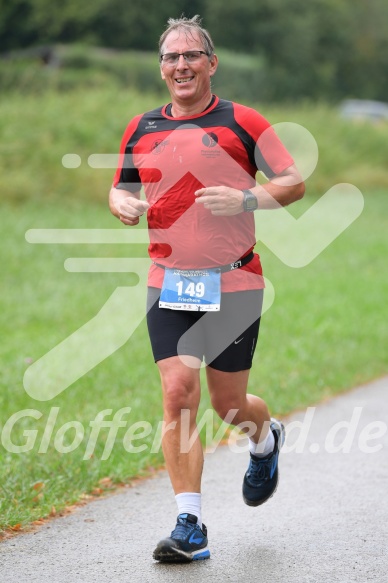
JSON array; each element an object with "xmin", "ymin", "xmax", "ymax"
[
  {"xmin": 160, "ymin": 65, "xmax": 165, "ymax": 81},
  {"xmin": 209, "ymin": 53, "xmax": 219, "ymax": 78}
]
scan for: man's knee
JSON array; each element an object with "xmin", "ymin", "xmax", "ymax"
[
  {"xmin": 163, "ymin": 383, "xmax": 197, "ymax": 416},
  {"xmin": 159, "ymin": 363, "xmax": 200, "ymax": 418},
  {"xmin": 207, "ymin": 368, "xmax": 250, "ymax": 423},
  {"xmin": 211, "ymin": 394, "xmax": 244, "ymax": 423}
]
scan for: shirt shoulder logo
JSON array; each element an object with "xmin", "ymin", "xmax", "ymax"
[{"xmin": 145, "ymin": 120, "xmax": 158, "ymax": 130}]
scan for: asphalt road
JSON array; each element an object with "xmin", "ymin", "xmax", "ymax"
[{"xmin": 1, "ymin": 377, "xmax": 387, "ymax": 582}]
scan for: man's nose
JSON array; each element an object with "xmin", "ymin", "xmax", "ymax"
[{"xmin": 176, "ymin": 54, "xmax": 188, "ymax": 67}]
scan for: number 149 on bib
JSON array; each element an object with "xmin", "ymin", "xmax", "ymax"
[
  {"xmin": 176, "ymin": 281, "xmax": 205, "ymax": 298},
  {"xmin": 159, "ymin": 268, "xmax": 221, "ymax": 311}
]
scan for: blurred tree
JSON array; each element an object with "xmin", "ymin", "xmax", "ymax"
[
  {"xmin": 204, "ymin": 0, "xmax": 273, "ymax": 53},
  {"xmin": 0, "ymin": 0, "xmax": 387, "ymax": 102},
  {"xmin": 92, "ymin": 0, "xmax": 207, "ymax": 50},
  {"xmin": 92, "ymin": 0, "xmax": 171, "ymax": 51},
  {"xmin": 337, "ymin": 0, "xmax": 388, "ymax": 100},
  {"xmin": 205, "ymin": 0, "xmax": 352, "ymax": 100},
  {"xmin": 0, "ymin": 0, "xmax": 101, "ymax": 49},
  {"xmin": 0, "ymin": 0, "xmax": 206, "ymax": 51}
]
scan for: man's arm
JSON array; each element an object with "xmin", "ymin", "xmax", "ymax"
[
  {"xmin": 194, "ymin": 164, "xmax": 305, "ymax": 216},
  {"xmin": 252, "ymin": 163, "xmax": 305, "ymax": 209},
  {"xmin": 109, "ymin": 187, "xmax": 149, "ymax": 226}
]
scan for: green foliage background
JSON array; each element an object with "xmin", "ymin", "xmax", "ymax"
[
  {"xmin": 1, "ymin": 0, "xmax": 388, "ymax": 532},
  {"xmin": 0, "ymin": 84, "xmax": 387, "ymax": 530},
  {"xmin": 1, "ymin": 0, "xmax": 388, "ymax": 102}
]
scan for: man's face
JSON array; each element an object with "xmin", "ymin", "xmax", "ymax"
[{"xmin": 160, "ymin": 30, "xmax": 218, "ymax": 106}]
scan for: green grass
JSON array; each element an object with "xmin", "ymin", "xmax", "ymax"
[{"xmin": 1, "ymin": 86, "xmax": 387, "ymax": 533}]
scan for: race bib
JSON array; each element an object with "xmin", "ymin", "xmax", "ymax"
[{"xmin": 159, "ymin": 268, "xmax": 221, "ymax": 311}]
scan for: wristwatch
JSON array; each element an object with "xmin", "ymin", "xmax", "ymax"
[{"xmin": 242, "ymin": 189, "xmax": 258, "ymax": 212}]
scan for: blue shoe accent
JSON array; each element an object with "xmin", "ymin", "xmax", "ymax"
[
  {"xmin": 153, "ymin": 513, "xmax": 210, "ymax": 563},
  {"xmin": 242, "ymin": 418, "xmax": 285, "ymax": 507},
  {"xmin": 189, "ymin": 532, "xmax": 205, "ymax": 545}
]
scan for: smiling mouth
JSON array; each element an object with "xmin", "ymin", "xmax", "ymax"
[{"xmin": 175, "ymin": 77, "xmax": 194, "ymax": 84}]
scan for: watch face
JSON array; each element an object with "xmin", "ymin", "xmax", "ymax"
[{"xmin": 243, "ymin": 191, "xmax": 258, "ymax": 211}]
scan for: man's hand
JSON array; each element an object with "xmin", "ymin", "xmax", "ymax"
[
  {"xmin": 195, "ymin": 186, "xmax": 244, "ymax": 216},
  {"xmin": 195, "ymin": 164, "xmax": 305, "ymax": 215},
  {"xmin": 117, "ymin": 197, "xmax": 150, "ymax": 226},
  {"xmin": 109, "ymin": 187, "xmax": 149, "ymax": 226}
]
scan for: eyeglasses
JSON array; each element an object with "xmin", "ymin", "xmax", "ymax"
[{"xmin": 160, "ymin": 51, "xmax": 209, "ymax": 66}]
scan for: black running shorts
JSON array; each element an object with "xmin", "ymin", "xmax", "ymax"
[{"xmin": 146, "ymin": 287, "xmax": 263, "ymax": 372}]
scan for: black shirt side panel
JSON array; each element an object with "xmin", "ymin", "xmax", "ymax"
[
  {"xmin": 115, "ymin": 107, "xmax": 177, "ymax": 192},
  {"xmin": 215, "ymin": 100, "xmax": 275, "ymax": 178}
]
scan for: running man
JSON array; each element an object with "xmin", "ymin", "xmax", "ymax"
[{"xmin": 109, "ymin": 15, "xmax": 305, "ymax": 563}]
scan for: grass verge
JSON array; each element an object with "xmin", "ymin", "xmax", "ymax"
[{"xmin": 0, "ymin": 87, "xmax": 387, "ymax": 533}]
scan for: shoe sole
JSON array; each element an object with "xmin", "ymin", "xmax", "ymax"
[
  {"xmin": 153, "ymin": 547, "xmax": 210, "ymax": 563},
  {"xmin": 242, "ymin": 476, "xmax": 279, "ymax": 507}
]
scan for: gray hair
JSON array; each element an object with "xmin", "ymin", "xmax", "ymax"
[{"xmin": 158, "ymin": 15, "xmax": 215, "ymax": 58}]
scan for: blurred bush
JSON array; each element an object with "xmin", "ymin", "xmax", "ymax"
[{"xmin": 0, "ymin": 45, "xmax": 270, "ymax": 102}]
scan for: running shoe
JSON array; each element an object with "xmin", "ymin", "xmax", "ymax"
[
  {"xmin": 153, "ymin": 513, "xmax": 210, "ymax": 563},
  {"xmin": 242, "ymin": 418, "xmax": 285, "ymax": 507}
]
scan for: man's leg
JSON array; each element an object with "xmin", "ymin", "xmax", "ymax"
[
  {"xmin": 153, "ymin": 355, "xmax": 210, "ymax": 563},
  {"xmin": 206, "ymin": 368, "xmax": 271, "ymax": 443},
  {"xmin": 157, "ymin": 355, "xmax": 203, "ymax": 494},
  {"xmin": 207, "ymin": 367, "xmax": 285, "ymax": 507}
]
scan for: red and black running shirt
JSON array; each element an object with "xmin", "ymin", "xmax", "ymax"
[{"xmin": 112, "ymin": 95, "xmax": 293, "ymax": 292}]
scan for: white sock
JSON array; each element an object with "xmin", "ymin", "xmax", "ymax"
[
  {"xmin": 249, "ymin": 428, "xmax": 275, "ymax": 458},
  {"xmin": 175, "ymin": 492, "xmax": 202, "ymax": 527}
]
